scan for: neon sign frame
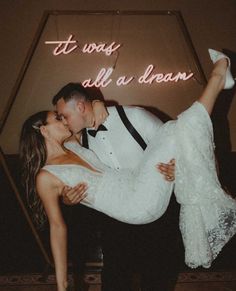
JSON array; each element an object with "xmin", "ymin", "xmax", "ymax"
[{"xmin": 0, "ymin": 10, "xmax": 207, "ymax": 133}]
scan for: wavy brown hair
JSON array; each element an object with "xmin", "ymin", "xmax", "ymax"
[{"xmin": 19, "ymin": 111, "xmax": 49, "ymax": 228}]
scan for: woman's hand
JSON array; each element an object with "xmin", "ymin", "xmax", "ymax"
[
  {"xmin": 156, "ymin": 159, "xmax": 175, "ymax": 182},
  {"xmin": 92, "ymin": 100, "xmax": 109, "ymax": 129},
  {"xmin": 58, "ymin": 281, "xmax": 68, "ymax": 291}
]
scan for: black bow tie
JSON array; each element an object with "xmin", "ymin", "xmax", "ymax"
[{"xmin": 87, "ymin": 124, "xmax": 108, "ymax": 137}]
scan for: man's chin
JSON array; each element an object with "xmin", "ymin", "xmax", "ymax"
[
  {"xmin": 63, "ymin": 132, "xmax": 73, "ymax": 141},
  {"xmin": 69, "ymin": 128, "xmax": 82, "ymax": 135}
]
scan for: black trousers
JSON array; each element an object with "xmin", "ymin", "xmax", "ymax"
[
  {"xmin": 101, "ymin": 195, "xmax": 183, "ymax": 291},
  {"xmin": 63, "ymin": 195, "xmax": 184, "ymax": 291}
]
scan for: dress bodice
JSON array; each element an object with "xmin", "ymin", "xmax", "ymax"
[{"xmin": 43, "ymin": 142, "xmax": 108, "ymax": 206}]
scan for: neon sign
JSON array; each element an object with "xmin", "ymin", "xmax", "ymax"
[
  {"xmin": 81, "ymin": 66, "xmax": 194, "ymax": 88},
  {"xmin": 45, "ymin": 34, "xmax": 121, "ymax": 56},
  {"xmin": 45, "ymin": 34, "xmax": 194, "ymax": 87},
  {"xmin": 138, "ymin": 65, "xmax": 193, "ymax": 84}
]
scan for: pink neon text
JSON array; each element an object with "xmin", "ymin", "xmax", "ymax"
[
  {"xmin": 45, "ymin": 34, "xmax": 121, "ymax": 56},
  {"xmin": 138, "ymin": 65, "xmax": 194, "ymax": 84}
]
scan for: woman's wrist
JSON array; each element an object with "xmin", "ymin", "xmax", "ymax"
[
  {"xmin": 92, "ymin": 99, "xmax": 103, "ymax": 107},
  {"xmin": 58, "ymin": 280, "xmax": 68, "ymax": 291}
]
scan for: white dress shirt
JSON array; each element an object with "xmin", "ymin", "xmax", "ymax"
[{"xmin": 86, "ymin": 106, "xmax": 163, "ymax": 170}]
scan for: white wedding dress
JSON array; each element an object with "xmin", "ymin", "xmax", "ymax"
[{"xmin": 43, "ymin": 102, "xmax": 236, "ymax": 269}]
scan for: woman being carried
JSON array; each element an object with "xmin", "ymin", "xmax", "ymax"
[{"xmin": 20, "ymin": 49, "xmax": 236, "ymax": 291}]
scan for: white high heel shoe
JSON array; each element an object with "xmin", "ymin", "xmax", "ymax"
[{"xmin": 208, "ymin": 48, "xmax": 235, "ymax": 89}]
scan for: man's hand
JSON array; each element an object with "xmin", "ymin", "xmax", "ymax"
[
  {"xmin": 156, "ymin": 159, "xmax": 175, "ymax": 182},
  {"xmin": 62, "ymin": 183, "xmax": 88, "ymax": 205}
]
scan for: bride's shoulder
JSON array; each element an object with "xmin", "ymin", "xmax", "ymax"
[
  {"xmin": 37, "ymin": 168, "xmax": 54, "ymax": 184},
  {"xmin": 36, "ymin": 168, "xmax": 61, "ymax": 193}
]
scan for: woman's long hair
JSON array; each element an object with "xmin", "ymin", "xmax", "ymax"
[{"xmin": 19, "ymin": 111, "xmax": 49, "ymax": 228}]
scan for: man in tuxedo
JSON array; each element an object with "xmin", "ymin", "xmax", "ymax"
[{"xmin": 53, "ymin": 83, "xmax": 181, "ymax": 291}]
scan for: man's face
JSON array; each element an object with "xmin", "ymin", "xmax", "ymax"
[{"xmin": 56, "ymin": 98, "xmax": 86, "ymax": 134}]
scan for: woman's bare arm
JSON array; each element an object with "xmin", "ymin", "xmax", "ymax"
[
  {"xmin": 36, "ymin": 171, "xmax": 68, "ymax": 291},
  {"xmin": 92, "ymin": 100, "xmax": 108, "ymax": 129}
]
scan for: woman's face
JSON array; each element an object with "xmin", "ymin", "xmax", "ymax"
[{"xmin": 44, "ymin": 111, "xmax": 72, "ymax": 142}]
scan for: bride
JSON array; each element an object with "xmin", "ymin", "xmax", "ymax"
[{"xmin": 20, "ymin": 49, "xmax": 236, "ymax": 291}]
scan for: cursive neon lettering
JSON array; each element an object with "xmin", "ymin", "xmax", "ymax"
[
  {"xmin": 162, "ymin": 73, "xmax": 174, "ymax": 82},
  {"xmin": 82, "ymin": 68, "xmax": 113, "ymax": 88},
  {"xmin": 138, "ymin": 64, "xmax": 154, "ymax": 84},
  {"xmin": 169, "ymin": 72, "xmax": 194, "ymax": 82},
  {"xmin": 46, "ymin": 35, "xmax": 122, "ymax": 56},
  {"xmin": 138, "ymin": 64, "xmax": 194, "ymax": 84},
  {"xmin": 45, "ymin": 34, "xmax": 78, "ymax": 56},
  {"xmin": 82, "ymin": 41, "xmax": 121, "ymax": 56},
  {"xmin": 103, "ymin": 42, "xmax": 121, "ymax": 56},
  {"xmin": 82, "ymin": 43, "xmax": 96, "ymax": 54},
  {"xmin": 116, "ymin": 76, "xmax": 134, "ymax": 86}
]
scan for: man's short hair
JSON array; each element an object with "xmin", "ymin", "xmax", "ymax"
[{"xmin": 52, "ymin": 83, "xmax": 91, "ymax": 105}]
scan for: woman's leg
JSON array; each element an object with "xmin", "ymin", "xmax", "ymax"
[
  {"xmin": 198, "ymin": 56, "xmax": 230, "ymax": 115},
  {"xmin": 174, "ymin": 51, "xmax": 236, "ymax": 269}
]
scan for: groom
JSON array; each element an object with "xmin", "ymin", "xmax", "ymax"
[{"xmin": 52, "ymin": 83, "xmax": 180, "ymax": 291}]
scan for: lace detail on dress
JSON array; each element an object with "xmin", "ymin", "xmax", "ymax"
[
  {"xmin": 208, "ymin": 209, "xmax": 236, "ymax": 259},
  {"xmin": 175, "ymin": 102, "xmax": 236, "ymax": 268}
]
